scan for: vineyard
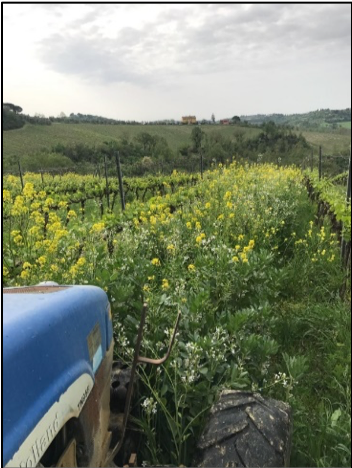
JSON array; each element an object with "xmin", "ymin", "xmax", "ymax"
[{"xmin": 2, "ymin": 163, "xmax": 351, "ymax": 467}]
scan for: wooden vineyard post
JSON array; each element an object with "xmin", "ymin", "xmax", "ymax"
[
  {"xmin": 200, "ymin": 148, "xmax": 204, "ymax": 179},
  {"xmin": 341, "ymin": 152, "xmax": 351, "ymax": 270},
  {"xmin": 104, "ymin": 155, "xmax": 110, "ymax": 210},
  {"xmin": 18, "ymin": 160, "xmax": 24, "ymax": 190},
  {"xmin": 319, "ymin": 146, "xmax": 322, "ymax": 180},
  {"xmin": 115, "ymin": 151, "xmax": 125, "ymax": 211},
  {"xmin": 311, "ymin": 150, "xmax": 314, "ymax": 172}
]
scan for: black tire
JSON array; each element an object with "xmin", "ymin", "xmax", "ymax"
[{"xmin": 193, "ymin": 390, "xmax": 292, "ymax": 467}]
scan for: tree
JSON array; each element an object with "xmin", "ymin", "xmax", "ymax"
[
  {"xmin": 191, "ymin": 126, "xmax": 204, "ymax": 152},
  {"xmin": 135, "ymin": 132, "xmax": 157, "ymax": 153},
  {"xmin": 231, "ymin": 116, "xmax": 241, "ymax": 124},
  {"xmin": 3, "ymin": 102, "xmax": 23, "ymax": 114},
  {"xmin": 211, "ymin": 113, "xmax": 215, "ymax": 123},
  {"xmin": 3, "ymin": 107, "xmax": 25, "ymax": 130}
]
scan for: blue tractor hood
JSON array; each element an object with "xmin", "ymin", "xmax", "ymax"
[{"xmin": 2, "ymin": 285, "xmax": 113, "ymax": 466}]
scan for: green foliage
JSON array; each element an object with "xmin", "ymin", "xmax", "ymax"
[
  {"xmin": 3, "ymin": 107, "xmax": 25, "ymax": 130},
  {"xmin": 3, "ymin": 102, "xmax": 23, "ymax": 114},
  {"xmin": 306, "ymin": 171, "xmax": 351, "ymax": 241},
  {"xmin": 243, "ymin": 108, "xmax": 351, "ymax": 131},
  {"xmin": 3, "ymin": 163, "xmax": 351, "ymax": 467},
  {"xmin": 191, "ymin": 126, "xmax": 204, "ymax": 152}
]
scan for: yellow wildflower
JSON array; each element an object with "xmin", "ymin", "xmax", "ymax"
[
  {"xmin": 3, "ymin": 189, "xmax": 12, "ymax": 202},
  {"xmin": 67, "ymin": 209, "xmax": 77, "ymax": 219},
  {"xmin": 20, "ymin": 270, "xmax": 30, "ymax": 280},
  {"xmin": 37, "ymin": 256, "xmax": 47, "ymax": 266},
  {"xmin": 151, "ymin": 258, "xmax": 161, "ymax": 266},
  {"xmin": 13, "ymin": 235, "xmax": 23, "ymax": 245},
  {"xmin": 162, "ymin": 279, "xmax": 170, "ymax": 290},
  {"xmin": 23, "ymin": 183, "xmax": 35, "ymax": 198},
  {"xmin": 90, "ymin": 222, "xmax": 105, "ymax": 233},
  {"xmin": 188, "ymin": 264, "xmax": 196, "ymax": 271},
  {"xmin": 76, "ymin": 257, "xmax": 86, "ymax": 267}
]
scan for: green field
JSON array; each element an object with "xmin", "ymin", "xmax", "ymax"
[
  {"xmin": 301, "ymin": 129, "xmax": 351, "ymax": 154},
  {"xmin": 2, "ymin": 123, "xmax": 261, "ymax": 158},
  {"xmin": 3, "ymin": 122, "xmax": 351, "ymax": 161}
]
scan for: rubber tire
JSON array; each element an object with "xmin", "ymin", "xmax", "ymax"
[{"xmin": 193, "ymin": 390, "xmax": 292, "ymax": 467}]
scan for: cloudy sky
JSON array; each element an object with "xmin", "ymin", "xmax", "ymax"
[{"xmin": 3, "ymin": 3, "xmax": 351, "ymax": 121}]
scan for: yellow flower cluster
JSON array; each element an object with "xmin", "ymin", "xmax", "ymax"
[
  {"xmin": 196, "ymin": 233, "xmax": 206, "ymax": 244},
  {"xmin": 90, "ymin": 222, "xmax": 105, "ymax": 233}
]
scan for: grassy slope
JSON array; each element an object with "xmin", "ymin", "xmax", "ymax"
[
  {"xmin": 3, "ymin": 122, "xmax": 350, "ymax": 161},
  {"xmin": 300, "ymin": 130, "xmax": 351, "ymax": 154},
  {"xmin": 2, "ymin": 123, "xmax": 259, "ymax": 157}
]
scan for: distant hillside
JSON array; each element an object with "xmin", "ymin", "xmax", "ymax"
[
  {"xmin": 2, "ymin": 122, "xmax": 261, "ymax": 158},
  {"xmin": 241, "ymin": 108, "xmax": 351, "ymax": 130}
]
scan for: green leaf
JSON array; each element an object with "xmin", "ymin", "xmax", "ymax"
[{"xmin": 199, "ymin": 367, "xmax": 209, "ymax": 375}]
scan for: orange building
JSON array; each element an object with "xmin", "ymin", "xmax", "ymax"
[{"xmin": 181, "ymin": 116, "xmax": 197, "ymax": 124}]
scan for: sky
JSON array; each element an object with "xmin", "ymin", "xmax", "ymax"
[{"xmin": 2, "ymin": 3, "xmax": 351, "ymax": 121}]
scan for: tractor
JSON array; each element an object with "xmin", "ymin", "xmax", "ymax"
[{"xmin": 3, "ymin": 283, "xmax": 292, "ymax": 467}]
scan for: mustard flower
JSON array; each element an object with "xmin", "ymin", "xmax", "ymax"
[
  {"xmin": 76, "ymin": 257, "xmax": 86, "ymax": 267},
  {"xmin": 20, "ymin": 270, "xmax": 30, "ymax": 280},
  {"xmin": 37, "ymin": 256, "xmax": 47, "ymax": 266}
]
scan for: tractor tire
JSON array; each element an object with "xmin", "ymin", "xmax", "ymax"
[{"xmin": 193, "ymin": 390, "xmax": 292, "ymax": 468}]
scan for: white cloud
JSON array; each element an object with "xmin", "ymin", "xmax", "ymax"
[{"xmin": 3, "ymin": 3, "xmax": 351, "ymax": 119}]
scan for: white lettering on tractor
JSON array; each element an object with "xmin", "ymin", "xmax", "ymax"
[
  {"xmin": 20, "ymin": 413, "xmax": 61, "ymax": 467},
  {"xmin": 78, "ymin": 385, "xmax": 90, "ymax": 410},
  {"xmin": 6, "ymin": 374, "xmax": 94, "ymax": 468}
]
